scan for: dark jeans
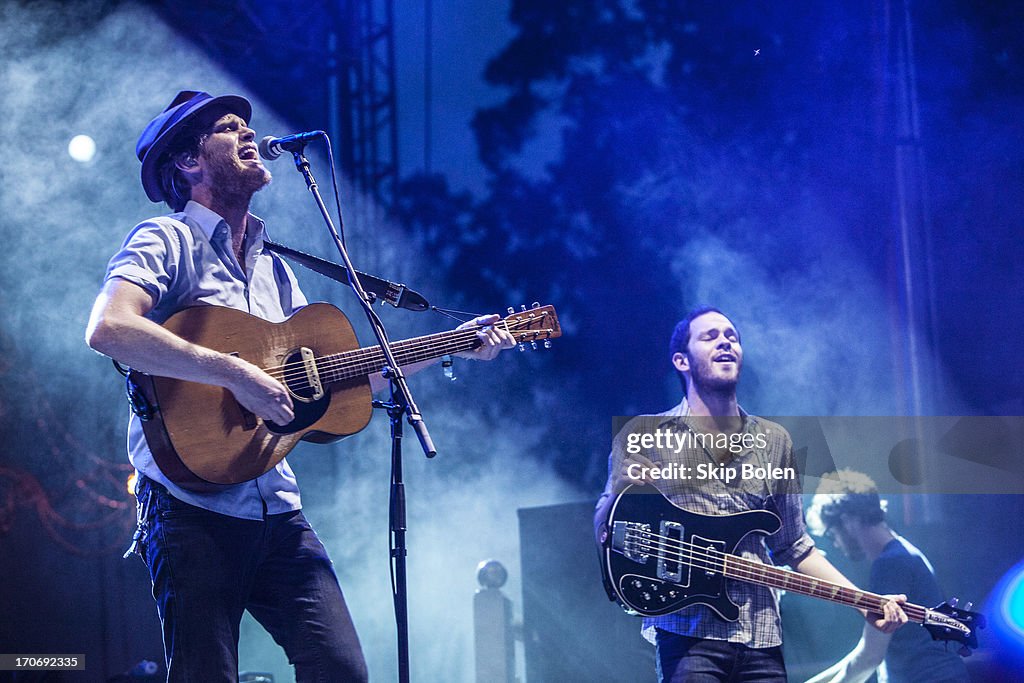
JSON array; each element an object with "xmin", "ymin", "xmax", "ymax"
[
  {"xmin": 137, "ymin": 478, "xmax": 367, "ymax": 683},
  {"xmin": 655, "ymin": 630, "xmax": 786, "ymax": 683}
]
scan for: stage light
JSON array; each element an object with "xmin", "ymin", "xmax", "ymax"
[
  {"xmin": 68, "ymin": 134, "xmax": 96, "ymax": 163},
  {"xmin": 990, "ymin": 558, "xmax": 1024, "ymax": 650},
  {"xmin": 1002, "ymin": 567, "xmax": 1024, "ymax": 639}
]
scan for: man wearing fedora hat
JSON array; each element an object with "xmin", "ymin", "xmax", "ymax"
[{"xmin": 85, "ymin": 91, "xmax": 514, "ymax": 682}]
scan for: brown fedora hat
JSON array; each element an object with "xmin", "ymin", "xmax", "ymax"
[{"xmin": 136, "ymin": 90, "xmax": 252, "ymax": 203}]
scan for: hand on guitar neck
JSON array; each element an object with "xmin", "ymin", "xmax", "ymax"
[
  {"xmin": 867, "ymin": 593, "xmax": 909, "ymax": 634},
  {"xmin": 359, "ymin": 313, "xmax": 515, "ymax": 393},
  {"xmin": 453, "ymin": 313, "xmax": 517, "ymax": 361}
]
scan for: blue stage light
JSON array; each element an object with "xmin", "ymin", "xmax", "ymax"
[
  {"xmin": 1004, "ymin": 570, "xmax": 1024, "ymax": 638},
  {"xmin": 991, "ymin": 558, "xmax": 1024, "ymax": 649}
]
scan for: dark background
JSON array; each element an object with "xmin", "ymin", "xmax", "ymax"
[{"xmin": 1, "ymin": 0, "xmax": 1022, "ymax": 680}]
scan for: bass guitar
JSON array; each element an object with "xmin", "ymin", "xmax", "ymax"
[
  {"xmin": 599, "ymin": 485, "xmax": 983, "ymax": 653},
  {"xmin": 132, "ymin": 302, "xmax": 560, "ymax": 490}
]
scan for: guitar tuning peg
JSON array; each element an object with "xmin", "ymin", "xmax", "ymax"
[
  {"xmin": 949, "ymin": 597, "xmax": 959, "ymax": 608},
  {"xmin": 531, "ymin": 301, "xmax": 540, "ymax": 309},
  {"xmin": 517, "ymin": 343, "xmax": 526, "ymax": 352},
  {"xmin": 543, "ymin": 339, "xmax": 552, "ymax": 349},
  {"xmin": 530, "ymin": 340, "xmax": 538, "ymax": 350},
  {"xmin": 520, "ymin": 304, "xmax": 527, "ymax": 311},
  {"xmin": 507, "ymin": 306, "xmax": 515, "ymax": 315},
  {"xmin": 963, "ymin": 601, "xmax": 973, "ymax": 612}
]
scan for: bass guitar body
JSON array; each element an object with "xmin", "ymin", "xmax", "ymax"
[
  {"xmin": 600, "ymin": 486, "xmax": 983, "ymax": 653},
  {"xmin": 602, "ymin": 486, "xmax": 780, "ymax": 619}
]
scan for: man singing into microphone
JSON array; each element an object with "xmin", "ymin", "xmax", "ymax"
[{"xmin": 85, "ymin": 91, "xmax": 514, "ymax": 682}]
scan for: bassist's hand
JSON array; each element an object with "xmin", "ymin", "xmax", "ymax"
[
  {"xmin": 225, "ymin": 357, "xmax": 295, "ymax": 425},
  {"xmin": 866, "ymin": 594, "xmax": 908, "ymax": 634}
]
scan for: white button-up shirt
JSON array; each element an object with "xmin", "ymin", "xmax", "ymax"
[{"xmin": 105, "ymin": 200, "xmax": 307, "ymax": 519}]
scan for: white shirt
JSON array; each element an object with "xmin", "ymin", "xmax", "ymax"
[{"xmin": 105, "ymin": 201, "xmax": 307, "ymax": 519}]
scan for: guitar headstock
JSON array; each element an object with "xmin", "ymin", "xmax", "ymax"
[
  {"xmin": 923, "ymin": 599, "xmax": 986, "ymax": 655},
  {"xmin": 502, "ymin": 303, "xmax": 561, "ymax": 351}
]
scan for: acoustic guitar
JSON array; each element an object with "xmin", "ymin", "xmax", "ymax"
[{"xmin": 131, "ymin": 303, "xmax": 560, "ymax": 490}]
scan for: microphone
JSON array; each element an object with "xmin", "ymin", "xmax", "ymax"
[{"xmin": 258, "ymin": 131, "xmax": 325, "ymax": 160}]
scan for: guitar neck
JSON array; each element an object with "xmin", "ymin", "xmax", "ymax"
[
  {"xmin": 721, "ymin": 555, "xmax": 929, "ymax": 624},
  {"xmin": 317, "ymin": 327, "xmax": 481, "ymax": 384}
]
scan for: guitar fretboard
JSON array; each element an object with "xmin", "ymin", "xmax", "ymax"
[
  {"xmin": 318, "ymin": 327, "xmax": 482, "ymax": 384},
  {"xmin": 720, "ymin": 554, "xmax": 929, "ymax": 623}
]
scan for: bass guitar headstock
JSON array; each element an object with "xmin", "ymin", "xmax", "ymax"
[
  {"xmin": 502, "ymin": 303, "xmax": 561, "ymax": 351},
  {"xmin": 924, "ymin": 598, "xmax": 986, "ymax": 655}
]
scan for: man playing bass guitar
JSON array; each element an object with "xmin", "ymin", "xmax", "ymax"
[{"xmin": 594, "ymin": 306, "xmax": 908, "ymax": 682}]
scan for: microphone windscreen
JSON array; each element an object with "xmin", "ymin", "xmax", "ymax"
[{"xmin": 258, "ymin": 136, "xmax": 281, "ymax": 161}]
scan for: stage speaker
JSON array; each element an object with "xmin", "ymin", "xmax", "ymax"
[{"xmin": 518, "ymin": 501, "xmax": 655, "ymax": 683}]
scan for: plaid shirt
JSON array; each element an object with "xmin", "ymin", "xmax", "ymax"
[{"xmin": 597, "ymin": 400, "xmax": 814, "ymax": 648}]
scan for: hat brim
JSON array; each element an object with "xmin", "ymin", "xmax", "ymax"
[{"xmin": 139, "ymin": 94, "xmax": 252, "ymax": 203}]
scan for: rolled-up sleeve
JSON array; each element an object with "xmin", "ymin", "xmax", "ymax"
[
  {"xmin": 105, "ymin": 220, "xmax": 182, "ymax": 308},
  {"xmin": 765, "ymin": 430, "xmax": 815, "ymax": 567}
]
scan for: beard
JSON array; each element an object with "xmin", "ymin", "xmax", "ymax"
[
  {"xmin": 205, "ymin": 151, "xmax": 271, "ymax": 205},
  {"xmin": 689, "ymin": 355, "xmax": 741, "ymax": 396}
]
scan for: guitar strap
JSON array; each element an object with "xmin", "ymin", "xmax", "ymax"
[{"xmin": 263, "ymin": 239, "xmax": 429, "ymax": 312}]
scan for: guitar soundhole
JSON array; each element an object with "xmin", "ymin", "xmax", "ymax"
[{"xmin": 264, "ymin": 350, "xmax": 331, "ymax": 435}]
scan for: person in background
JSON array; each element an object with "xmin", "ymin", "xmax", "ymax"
[{"xmin": 805, "ymin": 469, "xmax": 969, "ymax": 683}]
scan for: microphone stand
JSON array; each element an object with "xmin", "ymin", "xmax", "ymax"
[{"xmin": 289, "ymin": 147, "xmax": 430, "ymax": 683}]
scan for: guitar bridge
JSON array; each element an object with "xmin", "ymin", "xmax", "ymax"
[
  {"xmin": 611, "ymin": 521, "xmax": 651, "ymax": 563},
  {"xmin": 298, "ymin": 347, "xmax": 324, "ymax": 401}
]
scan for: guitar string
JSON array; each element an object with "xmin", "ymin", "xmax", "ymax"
[
  {"xmin": 264, "ymin": 330, "xmax": 483, "ymax": 386},
  {"xmin": 627, "ymin": 530, "xmax": 930, "ymax": 621},
  {"xmin": 259, "ymin": 313, "xmax": 531, "ymax": 376},
  {"xmin": 265, "ymin": 316, "xmax": 554, "ymax": 382},
  {"xmin": 258, "ymin": 337, "xmax": 475, "ymax": 388},
  {"xmin": 262, "ymin": 320, "xmax": 554, "ymax": 389},
  {"xmin": 262, "ymin": 327, "xmax": 485, "ymax": 379},
  {"xmin": 621, "ymin": 529, "xmax": 931, "ymax": 622},
  {"xmin": 262, "ymin": 327, "xmax": 526, "ymax": 389},
  {"xmin": 625, "ymin": 532, "xmax": 931, "ymax": 622},
  {"xmin": 260, "ymin": 309, "xmax": 548, "ymax": 378}
]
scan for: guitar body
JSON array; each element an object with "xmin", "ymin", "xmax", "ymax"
[
  {"xmin": 600, "ymin": 486, "xmax": 983, "ymax": 652},
  {"xmin": 135, "ymin": 303, "xmax": 372, "ymax": 490},
  {"xmin": 601, "ymin": 485, "xmax": 781, "ymax": 618}
]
